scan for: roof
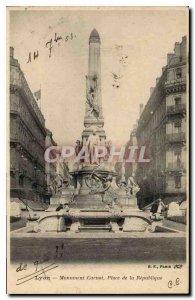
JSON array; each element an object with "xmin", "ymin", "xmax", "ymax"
[{"xmin": 89, "ymin": 28, "xmax": 100, "ymax": 42}]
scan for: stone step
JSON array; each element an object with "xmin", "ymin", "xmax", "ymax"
[
  {"xmin": 78, "ymin": 225, "xmax": 111, "ymax": 232},
  {"xmin": 73, "ymin": 200, "xmax": 104, "ymax": 204},
  {"xmin": 71, "ymin": 204, "xmax": 105, "ymax": 209},
  {"xmin": 71, "ymin": 201, "xmax": 106, "ymax": 209}
]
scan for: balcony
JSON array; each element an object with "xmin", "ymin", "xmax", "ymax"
[
  {"xmin": 10, "ymin": 100, "xmax": 19, "ymax": 114},
  {"xmin": 10, "ymin": 107, "xmax": 19, "ymax": 114},
  {"xmin": 166, "ymin": 132, "xmax": 185, "ymax": 143},
  {"xmin": 165, "ymin": 77, "xmax": 186, "ymax": 87},
  {"xmin": 166, "ymin": 104, "xmax": 186, "ymax": 115},
  {"xmin": 166, "ymin": 162, "xmax": 185, "ymax": 172},
  {"xmin": 10, "ymin": 133, "xmax": 18, "ymax": 142},
  {"xmin": 165, "ymin": 77, "xmax": 186, "ymax": 95}
]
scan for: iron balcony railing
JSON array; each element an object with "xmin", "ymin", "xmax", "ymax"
[
  {"xmin": 166, "ymin": 132, "xmax": 185, "ymax": 143},
  {"xmin": 165, "ymin": 77, "xmax": 186, "ymax": 86},
  {"xmin": 166, "ymin": 103, "xmax": 186, "ymax": 114}
]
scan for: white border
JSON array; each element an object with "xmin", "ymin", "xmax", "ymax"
[{"xmin": 0, "ymin": 1, "xmax": 193, "ymax": 299}]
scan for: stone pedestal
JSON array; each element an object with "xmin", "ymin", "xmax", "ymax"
[
  {"xmin": 115, "ymin": 187, "xmax": 129, "ymax": 207},
  {"xmin": 70, "ymin": 220, "xmax": 80, "ymax": 233},
  {"xmin": 50, "ymin": 196, "xmax": 60, "ymax": 206},
  {"xmin": 116, "ymin": 189, "xmax": 138, "ymax": 209},
  {"xmin": 123, "ymin": 217, "xmax": 148, "ymax": 232},
  {"xmin": 71, "ymin": 166, "xmax": 116, "ymax": 209},
  {"xmin": 58, "ymin": 186, "xmax": 75, "ymax": 205},
  {"xmin": 77, "ymin": 170, "xmax": 93, "ymax": 196},
  {"xmin": 57, "ymin": 215, "xmax": 67, "ymax": 232},
  {"xmin": 122, "ymin": 209, "xmax": 151, "ymax": 232},
  {"xmin": 38, "ymin": 213, "xmax": 67, "ymax": 232},
  {"xmin": 110, "ymin": 220, "xmax": 120, "ymax": 232}
]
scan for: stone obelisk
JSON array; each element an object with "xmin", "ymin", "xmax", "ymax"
[{"xmin": 82, "ymin": 29, "xmax": 106, "ymax": 145}]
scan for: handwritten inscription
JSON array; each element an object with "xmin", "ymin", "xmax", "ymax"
[
  {"xmin": 168, "ymin": 278, "xmax": 181, "ymax": 288},
  {"xmin": 27, "ymin": 32, "xmax": 77, "ymax": 62},
  {"xmin": 16, "ymin": 263, "xmax": 27, "ymax": 272},
  {"xmin": 27, "ymin": 51, "xmax": 39, "ymax": 63},
  {"xmin": 16, "ymin": 259, "xmax": 58, "ymax": 286}
]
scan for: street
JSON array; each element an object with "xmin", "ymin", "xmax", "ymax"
[{"xmin": 10, "ymin": 233, "xmax": 186, "ymax": 263}]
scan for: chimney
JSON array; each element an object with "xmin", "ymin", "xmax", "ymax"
[
  {"xmin": 150, "ymin": 87, "xmax": 155, "ymax": 95},
  {"xmin": 10, "ymin": 47, "xmax": 14, "ymax": 58},
  {"xmin": 181, "ymin": 36, "xmax": 187, "ymax": 61},
  {"xmin": 182, "ymin": 36, "xmax": 186, "ymax": 44},
  {"xmin": 139, "ymin": 104, "xmax": 144, "ymax": 117},
  {"xmin": 174, "ymin": 42, "xmax": 181, "ymax": 57}
]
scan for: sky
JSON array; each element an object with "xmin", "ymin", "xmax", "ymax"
[{"xmin": 9, "ymin": 7, "xmax": 188, "ymax": 146}]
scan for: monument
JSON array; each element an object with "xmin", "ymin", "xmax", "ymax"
[
  {"xmin": 29, "ymin": 29, "xmax": 153, "ymax": 233},
  {"xmin": 82, "ymin": 28, "xmax": 106, "ymax": 145}
]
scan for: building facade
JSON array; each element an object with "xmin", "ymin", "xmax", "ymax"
[
  {"xmin": 10, "ymin": 47, "xmax": 47, "ymax": 202},
  {"xmin": 45, "ymin": 129, "xmax": 57, "ymax": 192},
  {"xmin": 45, "ymin": 129, "xmax": 65, "ymax": 199},
  {"xmin": 136, "ymin": 36, "xmax": 187, "ymax": 207}
]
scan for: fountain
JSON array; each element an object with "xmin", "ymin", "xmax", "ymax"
[
  {"xmin": 10, "ymin": 30, "xmax": 186, "ymax": 265},
  {"xmin": 27, "ymin": 29, "xmax": 160, "ymax": 234}
]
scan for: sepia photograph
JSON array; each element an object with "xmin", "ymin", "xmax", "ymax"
[{"xmin": 6, "ymin": 6, "xmax": 189, "ymax": 294}]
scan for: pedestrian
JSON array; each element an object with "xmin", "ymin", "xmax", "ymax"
[{"xmin": 150, "ymin": 198, "xmax": 166, "ymax": 220}]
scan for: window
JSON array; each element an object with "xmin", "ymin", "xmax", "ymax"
[
  {"xmin": 175, "ymin": 97, "xmax": 181, "ymax": 106},
  {"xmin": 176, "ymin": 68, "xmax": 182, "ymax": 79},
  {"xmin": 174, "ymin": 120, "xmax": 182, "ymax": 133},
  {"xmin": 174, "ymin": 148, "xmax": 182, "ymax": 167},
  {"xmin": 175, "ymin": 175, "xmax": 181, "ymax": 188},
  {"xmin": 174, "ymin": 120, "xmax": 181, "ymax": 127},
  {"xmin": 19, "ymin": 175, "xmax": 24, "ymax": 187}
]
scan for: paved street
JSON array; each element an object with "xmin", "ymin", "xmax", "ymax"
[{"xmin": 10, "ymin": 233, "xmax": 186, "ymax": 263}]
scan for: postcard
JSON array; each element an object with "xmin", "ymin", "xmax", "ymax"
[{"xmin": 7, "ymin": 6, "xmax": 189, "ymax": 294}]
